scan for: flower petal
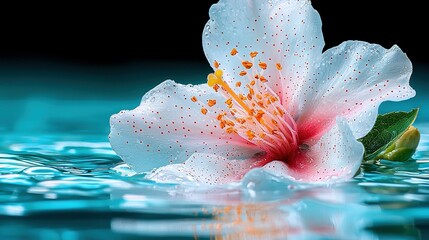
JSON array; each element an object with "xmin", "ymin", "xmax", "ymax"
[
  {"xmin": 146, "ymin": 153, "xmax": 266, "ymax": 185},
  {"xmin": 297, "ymin": 41, "xmax": 415, "ymax": 140},
  {"xmin": 264, "ymin": 118, "xmax": 364, "ymax": 183},
  {"xmin": 203, "ymin": 0, "xmax": 324, "ymax": 114},
  {"xmin": 109, "ymin": 80, "xmax": 260, "ymax": 173}
]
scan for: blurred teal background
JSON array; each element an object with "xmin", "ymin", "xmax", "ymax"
[{"xmin": 0, "ymin": 61, "xmax": 211, "ymax": 135}]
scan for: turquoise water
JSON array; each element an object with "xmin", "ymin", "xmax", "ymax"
[{"xmin": 1, "ymin": 62, "xmax": 429, "ymax": 239}]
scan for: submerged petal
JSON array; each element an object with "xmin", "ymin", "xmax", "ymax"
[
  {"xmin": 203, "ymin": 0, "xmax": 324, "ymax": 114},
  {"xmin": 146, "ymin": 153, "xmax": 267, "ymax": 185},
  {"xmin": 264, "ymin": 118, "xmax": 364, "ymax": 182},
  {"xmin": 109, "ymin": 80, "xmax": 260, "ymax": 173},
  {"xmin": 297, "ymin": 41, "xmax": 415, "ymax": 140}
]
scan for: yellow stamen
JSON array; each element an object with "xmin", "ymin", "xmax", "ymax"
[
  {"xmin": 207, "ymin": 70, "xmax": 252, "ymax": 114},
  {"xmin": 207, "ymin": 74, "xmax": 219, "ymax": 87},
  {"xmin": 195, "ymin": 51, "xmax": 300, "ymax": 159}
]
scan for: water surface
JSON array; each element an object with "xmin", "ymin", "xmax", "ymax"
[{"xmin": 1, "ymin": 62, "xmax": 428, "ymax": 240}]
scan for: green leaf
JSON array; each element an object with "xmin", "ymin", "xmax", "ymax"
[{"xmin": 359, "ymin": 108, "xmax": 419, "ymax": 161}]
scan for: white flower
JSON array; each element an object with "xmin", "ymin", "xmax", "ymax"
[{"xmin": 109, "ymin": 0, "xmax": 415, "ymax": 184}]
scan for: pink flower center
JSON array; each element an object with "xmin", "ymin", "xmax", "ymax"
[{"xmin": 192, "ymin": 49, "xmax": 300, "ymax": 162}]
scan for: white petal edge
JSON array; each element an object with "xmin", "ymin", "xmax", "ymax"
[
  {"xmin": 297, "ymin": 41, "xmax": 415, "ymax": 140},
  {"xmin": 146, "ymin": 153, "xmax": 263, "ymax": 185},
  {"xmin": 109, "ymin": 80, "xmax": 260, "ymax": 173}
]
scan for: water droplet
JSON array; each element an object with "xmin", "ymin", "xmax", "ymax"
[
  {"xmin": 110, "ymin": 164, "xmax": 136, "ymax": 177},
  {"xmin": 22, "ymin": 166, "xmax": 61, "ymax": 181}
]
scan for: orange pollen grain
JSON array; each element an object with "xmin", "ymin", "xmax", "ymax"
[
  {"xmin": 225, "ymin": 120, "xmax": 235, "ymax": 126},
  {"xmin": 213, "ymin": 84, "xmax": 220, "ymax": 92},
  {"xmin": 276, "ymin": 63, "xmax": 283, "ymax": 70},
  {"xmin": 236, "ymin": 118, "xmax": 246, "ymax": 124},
  {"xmin": 270, "ymin": 96, "xmax": 278, "ymax": 102},
  {"xmin": 226, "ymin": 127, "xmax": 236, "ymax": 134},
  {"xmin": 242, "ymin": 61, "xmax": 253, "ymax": 69},
  {"xmin": 239, "ymin": 71, "xmax": 247, "ymax": 76},
  {"xmin": 247, "ymin": 86, "xmax": 255, "ymax": 95},
  {"xmin": 260, "ymin": 76, "xmax": 267, "ymax": 82},
  {"xmin": 201, "ymin": 108, "xmax": 208, "ymax": 115},
  {"xmin": 220, "ymin": 121, "xmax": 226, "ymax": 129},
  {"xmin": 258, "ymin": 62, "xmax": 267, "ymax": 70},
  {"xmin": 250, "ymin": 80, "xmax": 256, "ymax": 86},
  {"xmin": 191, "ymin": 96, "xmax": 198, "ymax": 102},
  {"xmin": 231, "ymin": 48, "xmax": 238, "ymax": 56},
  {"xmin": 272, "ymin": 119, "xmax": 279, "ymax": 126},
  {"xmin": 255, "ymin": 110, "xmax": 265, "ymax": 121},
  {"xmin": 250, "ymin": 51, "xmax": 258, "ymax": 58},
  {"xmin": 207, "ymin": 99, "xmax": 217, "ymax": 107},
  {"xmin": 214, "ymin": 60, "xmax": 220, "ymax": 69},
  {"xmin": 225, "ymin": 98, "xmax": 233, "ymax": 105},
  {"xmin": 235, "ymin": 81, "xmax": 242, "ymax": 87},
  {"xmin": 254, "ymin": 74, "xmax": 259, "ymax": 79},
  {"xmin": 246, "ymin": 130, "xmax": 256, "ymax": 140}
]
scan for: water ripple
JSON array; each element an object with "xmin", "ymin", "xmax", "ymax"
[{"xmin": 0, "ymin": 128, "xmax": 429, "ymax": 239}]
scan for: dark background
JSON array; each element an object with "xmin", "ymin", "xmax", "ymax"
[
  {"xmin": 0, "ymin": 1, "xmax": 427, "ymax": 133},
  {"xmin": 0, "ymin": 1, "xmax": 427, "ymax": 65}
]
